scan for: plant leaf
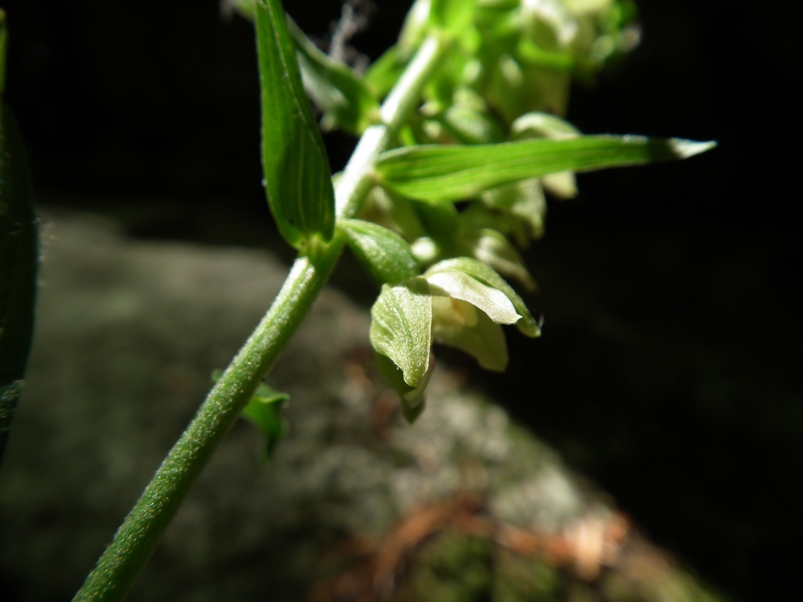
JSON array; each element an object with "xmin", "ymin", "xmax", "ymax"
[
  {"xmin": 286, "ymin": 18, "xmax": 379, "ymax": 135},
  {"xmin": 0, "ymin": 97, "xmax": 38, "ymax": 463},
  {"xmin": 370, "ymin": 279, "xmax": 432, "ymax": 388},
  {"xmin": 341, "ymin": 219, "xmax": 420, "ymax": 285},
  {"xmin": 375, "ymin": 135, "xmax": 716, "ymax": 203},
  {"xmin": 426, "ymin": 257, "xmax": 540, "ymax": 337},
  {"xmin": 255, "ymin": 0, "xmax": 335, "ymax": 250}
]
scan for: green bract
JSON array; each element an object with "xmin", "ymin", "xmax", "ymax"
[
  {"xmin": 255, "ymin": 0, "xmax": 335, "ymax": 251},
  {"xmin": 340, "ymin": 219, "xmax": 420, "ymax": 285},
  {"xmin": 375, "ymin": 136, "xmax": 716, "ymax": 203}
]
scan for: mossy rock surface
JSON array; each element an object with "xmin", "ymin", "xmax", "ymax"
[{"xmin": 0, "ymin": 212, "xmax": 725, "ymax": 602}]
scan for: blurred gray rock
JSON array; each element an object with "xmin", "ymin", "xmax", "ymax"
[{"xmin": 0, "ymin": 212, "xmax": 724, "ymax": 602}]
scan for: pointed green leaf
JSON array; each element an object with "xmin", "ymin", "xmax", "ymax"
[
  {"xmin": 241, "ymin": 383, "xmax": 289, "ymax": 459},
  {"xmin": 426, "ymin": 258, "xmax": 540, "ymax": 337},
  {"xmin": 370, "ymin": 279, "xmax": 432, "ymax": 388},
  {"xmin": 511, "ymin": 112, "xmax": 580, "ymax": 199},
  {"xmin": 255, "ymin": 0, "xmax": 335, "ymax": 250},
  {"xmin": 340, "ymin": 219, "xmax": 420, "ymax": 285},
  {"xmin": 286, "ymin": 18, "xmax": 379, "ymax": 135},
  {"xmin": 400, "ymin": 395, "xmax": 427, "ymax": 423},
  {"xmin": 375, "ymin": 135, "xmax": 716, "ymax": 203},
  {"xmin": 425, "ymin": 269, "xmax": 519, "ymax": 325},
  {"xmin": 432, "ymin": 297, "xmax": 508, "ymax": 371},
  {"xmin": 1, "ymin": 96, "xmax": 38, "ymax": 463}
]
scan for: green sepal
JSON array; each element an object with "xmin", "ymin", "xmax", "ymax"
[
  {"xmin": 426, "ymin": 257, "xmax": 540, "ymax": 337},
  {"xmin": 401, "ymin": 396, "xmax": 427, "ymax": 424},
  {"xmin": 374, "ymin": 352, "xmax": 431, "ymax": 422},
  {"xmin": 431, "ymin": 296, "xmax": 508, "ymax": 371},
  {"xmin": 340, "ymin": 219, "xmax": 420, "ymax": 285},
  {"xmin": 255, "ymin": 0, "xmax": 335, "ymax": 250},
  {"xmin": 424, "ymin": 268, "xmax": 519, "ymax": 325},
  {"xmin": 376, "ymin": 135, "xmax": 716, "ymax": 204},
  {"xmin": 286, "ymin": 18, "xmax": 379, "ymax": 136},
  {"xmin": 370, "ymin": 278, "xmax": 432, "ymax": 388}
]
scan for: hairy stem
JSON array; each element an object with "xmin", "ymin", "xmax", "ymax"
[{"xmin": 72, "ymin": 33, "xmax": 445, "ymax": 602}]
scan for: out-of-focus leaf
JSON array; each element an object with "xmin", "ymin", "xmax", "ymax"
[
  {"xmin": 430, "ymin": 0, "xmax": 476, "ymax": 38},
  {"xmin": 511, "ymin": 112, "xmax": 580, "ymax": 198},
  {"xmin": 255, "ymin": 0, "xmax": 335, "ymax": 251},
  {"xmin": 1, "ymin": 10, "xmax": 38, "ymax": 462},
  {"xmin": 340, "ymin": 219, "xmax": 420, "ymax": 285},
  {"xmin": 413, "ymin": 198, "xmax": 458, "ymax": 239},
  {"xmin": 436, "ymin": 105, "xmax": 505, "ymax": 145},
  {"xmin": 286, "ymin": 18, "xmax": 379, "ymax": 135},
  {"xmin": 399, "ymin": 0, "xmax": 432, "ymax": 54},
  {"xmin": 363, "ymin": 45, "xmax": 406, "ymax": 100},
  {"xmin": 431, "ymin": 296, "xmax": 508, "ymax": 371},
  {"xmin": 426, "ymin": 257, "xmax": 540, "ymax": 337},
  {"xmin": 481, "ymin": 177, "xmax": 547, "ymax": 243},
  {"xmin": 241, "ymin": 383, "xmax": 289, "ymax": 459},
  {"xmin": 365, "ymin": 187, "xmax": 427, "ymax": 241},
  {"xmin": 370, "ymin": 279, "xmax": 432, "ymax": 388},
  {"xmin": 224, "ymin": 0, "xmax": 379, "ymax": 135},
  {"xmin": 375, "ymin": 135, "xmax": 716, "ymax": 203},
  {"xmin": 425, "ymin": 269, "xmax": 519, "ymax": 325},
  {"xmin": 459, "ymin": 228, "xmax": 536, "ymax": 291}
]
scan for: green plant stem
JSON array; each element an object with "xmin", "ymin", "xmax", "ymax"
[{"xmin": 72, "ymin": 33, "xmax": 446, "ymax": 602}]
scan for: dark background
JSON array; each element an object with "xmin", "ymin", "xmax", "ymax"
[{"xmin": 3, "ymin": 0, "xmax": 802, "ymax": 600}]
